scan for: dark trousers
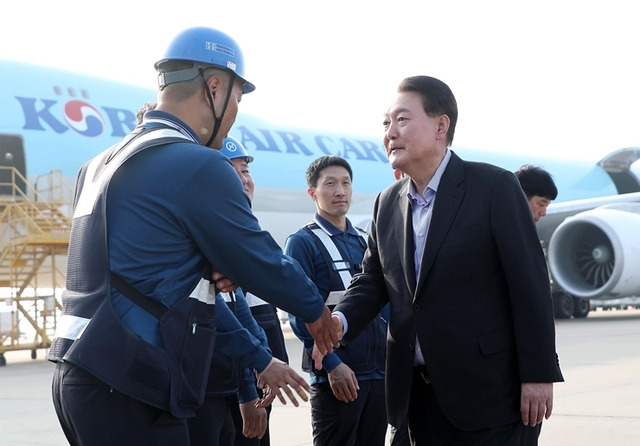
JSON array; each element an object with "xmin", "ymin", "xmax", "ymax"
[
  {"xmin": 228, "ymin": 390, "xmax": 273, "ymax": 446},
  {"xmin": 390, "ymin": 421, "xmax": 411, "ymax": 446},
  {"xmin": 311, "ymin": 378, "xmax": 387, "ymax": 446},
  {"xmin": 52, "ymin": 362, "xmax": 189, "ymax": 446},
  {"xmin": 188, "ymin": 394, "xmax": 236, "ymax": 446},
  {"xmin": 407, "ymin": 367, "xmax": 542, "ymax": 446}
]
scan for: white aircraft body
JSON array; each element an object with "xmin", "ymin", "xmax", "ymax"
[{"xmin": 2, "ymin": 59, "xmax": 640, "ymax": 319}]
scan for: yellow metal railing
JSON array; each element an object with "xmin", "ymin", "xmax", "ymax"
[{"xmin": 0, "ymin": 167, "xmax": 72, "ymax": 365}]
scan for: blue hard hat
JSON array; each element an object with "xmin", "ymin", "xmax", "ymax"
[
  {"xmin": 155, "ymin": 27, "xmax": 255, "ymax": 94},
  {"xmin": 220, "ymin": 135, "xmax": 253, "ymax": 163}
]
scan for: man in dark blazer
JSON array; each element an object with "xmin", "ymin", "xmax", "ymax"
[{"xmin": 330, "ymin": 76, "xmax": 564, "ymax": 445}]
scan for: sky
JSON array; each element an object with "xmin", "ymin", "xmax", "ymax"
[{"xmin": 2, "ymin": 0, "xmax": 639, "ymax": 163}]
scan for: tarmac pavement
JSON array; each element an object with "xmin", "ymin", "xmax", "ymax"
[{"xmin": 1, "ymin": 308, "xmax": 639, "ymax": 445}]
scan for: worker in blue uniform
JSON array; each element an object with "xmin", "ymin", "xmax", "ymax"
[
  {"xmin": 189, "ymin": 288, "xmax": 274, "ymax": 446},
  {"xmin": 285, "ymin": 155, "xmax": 388, "ymax": 446},
  {"xmin": 189, "ymin": 136, "xmax": 289, "ymax": 445},
  {"xmin": 48, "ymin": 27, "xmax": 337, "ymax": 446},
  {"xmin": 217, "ymin": 136, "xmax": 291, "ymax": 445}
]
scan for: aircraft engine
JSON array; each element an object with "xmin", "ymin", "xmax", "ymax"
[{"xmin": 547, "ymin": 203, "xmax": 640, "ymax": 299}]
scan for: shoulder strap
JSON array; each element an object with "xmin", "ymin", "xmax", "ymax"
[
  {"xmin": 74, "ymin": 127, "xmax": 193, "ymax": 219},
  {"xmin": 104, "ymin": 127, "xmax": 201, "ymax": 319},
  {"xmin": 303, "ymin": 222, "xmax": 353, "ymax": 290},
  {"xmin": 110, "ymin": 273, "xmax": 167, "ymax": 319}
]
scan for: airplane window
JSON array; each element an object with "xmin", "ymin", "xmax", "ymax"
[
  {"xmin": 67, "ymin": 88, "xmax": 76, "ymax": 97},
  {"xmin": 81, "ymin": 89, "xmax": 90, "ymax": 99},
  {"xmin": 54, "ymin": 86, "xmax": 62, "ymax": 95}
]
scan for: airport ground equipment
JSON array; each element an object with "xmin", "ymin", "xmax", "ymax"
[{"xmin": 0, "ymin": 167, "xmax": 71, "ymax": 366}]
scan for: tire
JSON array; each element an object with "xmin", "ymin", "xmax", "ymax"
[
  {"xmin": 572, "ymin": 297, "xmax": 590, "ymax": 318},
  {"xmin": 553, "ymin": 292, "xmax": 574, "ymax": 319}
]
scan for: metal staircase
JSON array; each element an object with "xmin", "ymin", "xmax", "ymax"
[{"xmin": 0, "ymin": 167, "xmax": 73, "ymax": 365}]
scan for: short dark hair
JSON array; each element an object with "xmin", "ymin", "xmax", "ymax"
[
  {"xmin": 397, "ymin": 76, "xmax": 458, "ymax": 146},
  {"xmin": 514, "ymin": 165, "xmax": 558, "ymax": 200},
  {"xmin": 306, "ymin": 155, "xmax": 353, "ymax": 188}
]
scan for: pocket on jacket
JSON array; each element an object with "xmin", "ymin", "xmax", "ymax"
[{"xmin": 477, "ymin": 329, "xmax": 514, "ymax": 355}]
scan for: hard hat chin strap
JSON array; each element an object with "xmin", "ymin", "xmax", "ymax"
[{"xmin": 201, "ymin": 68, "xmax": 236, "ymax": 148}]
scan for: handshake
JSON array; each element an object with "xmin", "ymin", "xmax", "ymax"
[
  {"xmin": 249, "ymin": 306, "xmax": 345, "ymax": 408},
  {"xmin": 307, "ymin": 308, "xmax": 344, "ymax": 371}
]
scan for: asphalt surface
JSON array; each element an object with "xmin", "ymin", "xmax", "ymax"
[{"xmin": 1, "ymin": 308, "xmax": 639, "ymax": 445}]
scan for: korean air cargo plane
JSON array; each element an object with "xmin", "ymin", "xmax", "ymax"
[{"xmin": 2, "ymin": 58, "xmax": 640, "ymax": 319}]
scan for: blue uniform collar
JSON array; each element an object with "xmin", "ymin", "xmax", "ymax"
[
  {"xmin": 142, "ymin": 110, "xmax": 200, "ymax": 144},
  {"xmin": 313, "ymin": 213, "xmax": 359, "ymax": 237}
]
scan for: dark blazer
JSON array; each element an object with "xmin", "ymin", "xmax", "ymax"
[{"xmin": 335, "ymin": 151, "xmax": 564, "ymax": 432}]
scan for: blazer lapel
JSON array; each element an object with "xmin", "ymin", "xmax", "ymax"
[
  {"xmin": 393, "ymin": 179, "xmax": 417, "ymax": 296},
  {"xmin": 414, "ymin": 152, "xmax": 465, "ymax": 299}
]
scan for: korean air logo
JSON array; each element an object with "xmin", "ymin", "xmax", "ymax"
[
  {"xmin": 225, "ymin": 140, "xmax": 239, "ymax": 153},
  {"xmin": 63, "ymin": 100, "xmax": 105, "ymax": 137}
]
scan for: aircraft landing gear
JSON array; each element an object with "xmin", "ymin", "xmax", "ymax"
[
  {"xmin": 553, "ymin": 292, "xmax": 590, "ymax": 319},
  {"xmin": 553, "ymin": 292, "xmax": 574, "ymax": 319},
  {"xmin": 572, "ymin": 297, "xmax": 590, "ymax": 318}
]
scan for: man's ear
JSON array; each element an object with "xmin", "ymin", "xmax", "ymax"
[
  {"xmin": 307, "ymin": 187, "xmax": 316, "ymax": 201},
  {"xmin": 204, "ymin": 75, "xmax": 222, "ymax": 104},
  {"xmin": 435, "ymin": 114, "xmax": 450, "ymax": 140}
]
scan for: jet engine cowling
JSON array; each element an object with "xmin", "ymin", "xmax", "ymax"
[{"xmin": 547, "ymin": 203, "xmax": 640, "ymax": 299}]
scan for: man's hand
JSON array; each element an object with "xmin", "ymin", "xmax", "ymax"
[
  {"xmin": 305, "ymin": 306, "xmax": 339, "ymax": 356},
  {"xmin": 254, "ymin": 386, "xmax": 276, "ymax": 409},
  {"xmin": 211, "ymin": 269, "xmax": 238, "ymax": 293},
  {"xmin": 312, "ymin": 314, "xmax": 344, "ymax": 370},
  {"xmin": 256, "ymin": 358, "xmax": 311, "ymax": 407},
  {"xmin": 239, "ymin": 399, "xmax": 267, "ymax": 439},
  {"xmin": 327, "ymin": 363, "xmax": 359, "ymax": 403},
  {"xmin": 332, "ymin": 313, "xmax": 344, "ymax": 339},
  {"xmin": 521, "ymin": 382, "xmax": 554, "ymax": 426}
]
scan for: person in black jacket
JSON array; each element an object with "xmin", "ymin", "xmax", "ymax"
[{"xmin": 331, "ymin": 76, "xmax": 563, "ymax": 445}]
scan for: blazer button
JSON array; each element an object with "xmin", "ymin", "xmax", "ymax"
[{"xmin": 412, "ymin": 304, "xmax": 421, "ymax": 312}]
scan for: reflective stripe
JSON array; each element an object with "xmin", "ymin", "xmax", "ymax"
[
  {"xmin": 54, "ymin": 314, "xmax": 90, "ymax": 340},
  {"xmin": 74, "ymin": 129, "xmax": 191, "ymax": 218},
  {"xmin": 55, "ymin": 278, "xmax": 213, "ymax": 341},
  {"xmin": 310, "ymin": 227, "xmax": 353, "ymax": 289},
  {"xmin": 245, "ymin": 292, "xmax": 268, "ymax": 308},
  {"xmin": 326, "ymin": 290, "xmax": 345, "ymax": 306},
  {"xmin": 219, "ymin": 291, "xmax": 233, "ymax": 303},
  {"xmin": 190, "ymin": 278, "xmax": 215, "ymax": 305},
  {"xmin": 332, "ymin": 261, "xmax": 350, "ymax": 270}
]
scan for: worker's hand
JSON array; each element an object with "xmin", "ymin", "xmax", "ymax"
[
  {"xmin": 239, "ymin": 398, "xmax": 268, "ymax": 439},
  {"xmin": 305, "ymin": 306, "xmax": 339, "ymax": 357},
  {"xmin": 211, "ymin": 268, "xmax": 237, "ymax": 293},
  {"xmin": 256, "ymin": 358, "xmax": 311, "ymax": 407},
  {"xmin": 312, "ymin": 314, "xmax": 343, "ymax": 370},
  {"xmin": 520, "ymin": 382, "xmax": 554, "ymax": 427},
  {"xmin": 254, "ymin": 385, "xmax": 277, "ymax": 409},
  {"xmin": 327, "ymin": 363, "xmax": 359, "ymax": 402}
]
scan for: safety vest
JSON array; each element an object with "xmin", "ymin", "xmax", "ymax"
[
  {"xmin": 303, "ymin": 218, "xmax": 367, "ymax": 308},
  {"xmin": 48, "ymin": 125, "xmax": 217, "ymax": 418},
  {"xmin": 300, "ymin": 219, "xmax": 386, "ymax": 376}
]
